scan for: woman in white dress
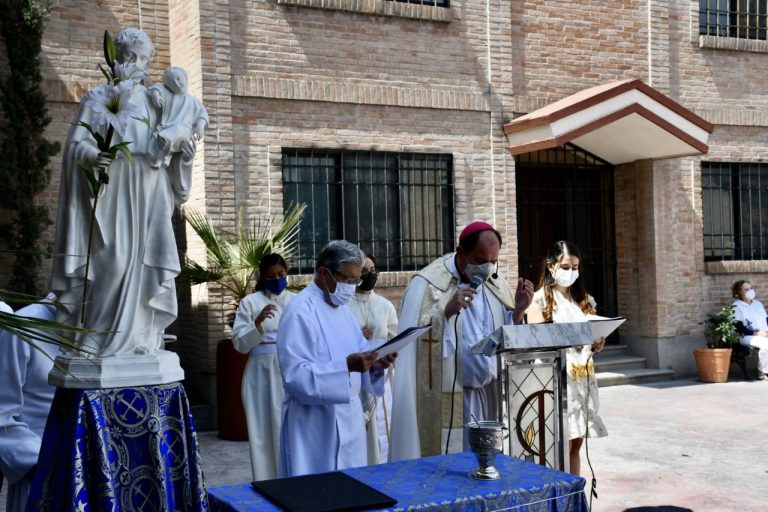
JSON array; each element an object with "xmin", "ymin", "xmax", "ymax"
[
  {"xmin": 526, "ymin": 240, "xmax": 608, "ymax": 475},
  {"xmin": 232, "ymin": 253, "xmax": 296, "ymax": 481},
  {"xmin": 347, "ymin": 255, "xmax": 398, "ymax": 464},
  {"xmin": 731, "ymin": 280, "xmax": 768, "ymax": 381}
]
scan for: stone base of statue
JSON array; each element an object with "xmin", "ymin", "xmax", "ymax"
[{"xmin": 49, "ymin": 349, "xmax": 185, "ymax": 389}]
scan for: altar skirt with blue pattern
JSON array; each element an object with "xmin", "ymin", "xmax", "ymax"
[{"xmin": 25, "ymin": 382, "xmax": 208, "ymax": 511}]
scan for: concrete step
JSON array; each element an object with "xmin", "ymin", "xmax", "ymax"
[
  {"xmin": 601, "ymin": 344, "xmax": 629, "ymax": 355},
  {"xmin": 593, "ymin": 354, "xmax": 648, "ymax": 372},
  {"xmin": 595, "ymin": 367, "xmax": 675, "ymax": 387}
]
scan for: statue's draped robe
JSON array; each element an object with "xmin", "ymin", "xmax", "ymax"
[
  {"xmin": 389, "ymin": 254, "xmax": 515, "ymax": 460},
  {"xmin": 51, "ymin": 82, "xmax": 193, "ymax": 356}
]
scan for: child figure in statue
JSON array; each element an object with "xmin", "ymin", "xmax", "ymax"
[{"xmin": 149, "ymin": 67, "xmax": 209, "ymax": 169}]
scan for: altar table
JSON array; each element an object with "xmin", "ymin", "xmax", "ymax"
[{"xmin": 208, "ymin": 452, "xmax": 587, "ymax": 512}]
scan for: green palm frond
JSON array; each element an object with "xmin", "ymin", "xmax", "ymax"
[
  {"xmin": 181, "ymin": 207, "xmax": 231, "ymax": 268},
  {"xmin": 178, "ymin": 257, "xmax": 227, "ymax": 285},
  {"xmin": 0, "ymin": 311, "xmax": 92, "ymax": 353},
  {"xmin": 0, "ymin": 289, "xmax": 96, "ymax": 357},
  {"xmin": 179, "ymin": 203, "xmax": 306, "ymax": 303}
]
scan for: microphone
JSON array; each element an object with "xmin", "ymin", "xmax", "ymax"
[
  {"xmin": 492, "ymin": 263, "xmax": 498, "ymax": 279},
  {"xmin": 470, "ymin": 274, "xmax": 485, "ymax": 290}
]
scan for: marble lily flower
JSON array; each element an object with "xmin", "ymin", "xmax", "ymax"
[{"xmin": 86, "ymin": 79, "xmax": 141, "ymax": 139}]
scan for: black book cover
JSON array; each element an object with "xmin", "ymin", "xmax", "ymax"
[{"xmin": 252, "ymin": 471, "xmax": 397, "ymax": 512}]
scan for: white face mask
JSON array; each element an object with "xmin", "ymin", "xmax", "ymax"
[
  {"xmin": 465, "ymin": 262, "xmax": 494, "ymax": 282},
  {"xmin": 553, "ymin": 268, "xmax": 579, "ymax": 288},
  {"xmin": 745, "ymin": 288, "xmax": 756, "ymax": 301},
  {"xmin": 330, "ymin": 281, "xmax": 357, "ymax": 306}
]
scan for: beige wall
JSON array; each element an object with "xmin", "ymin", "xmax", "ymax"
[{"xmin": 4, "ymin": 0, "xmax": 768, "ymax": 402}]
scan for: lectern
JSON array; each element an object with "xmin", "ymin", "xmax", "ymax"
[{"xmin": 470, "ymin": 323, "xmax": 592, "ymax": 472}]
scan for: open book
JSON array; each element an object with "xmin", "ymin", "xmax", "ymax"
[
  {"xmin": 366, "ymin": 325, "xmax": 431, "ymax": 360},
  {"xmin": 587, "ymin": 315, "xmax": 626, "ymax": 340}
]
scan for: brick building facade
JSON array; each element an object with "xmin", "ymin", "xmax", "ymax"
[{"xmin": 3, "ymin": 0, "xmax": 768, "ymax": 418}]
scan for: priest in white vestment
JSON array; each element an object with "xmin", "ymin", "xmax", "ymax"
[
  {"xmin": 389, "ymin": 222, "xmax": 533, "ymax": 461},
  {"xmin": 232, "ymin": 253, "xmax": 296, "ymax": 481},
  {"xmin": 0, "ymin": 294, "xmax": 59, "ymax": 512},
  {"xmin": 277, "ymin": 241, "xmax": 397, "ymax": 477},
  {"xmin": 348, "ymin": 255, "xmax": 398, "ymax": 464}
]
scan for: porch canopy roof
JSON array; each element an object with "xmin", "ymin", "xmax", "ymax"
[{"xmin": 502, "ymin": 79, "xmax": 714, "ymax": 165}]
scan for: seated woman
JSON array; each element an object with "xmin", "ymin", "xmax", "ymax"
[{"xmin": 731, "ymin": 280, "xmax": 768, "ymax": 381}]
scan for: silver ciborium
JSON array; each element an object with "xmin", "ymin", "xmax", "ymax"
[{"xmin": 466, "ymin": 420, "xmax": 505, "ymax": 480}]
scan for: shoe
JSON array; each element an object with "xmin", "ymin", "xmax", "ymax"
[{"xmin": 758, "ymin": 372, "xmax": 768, "ymax": 381}]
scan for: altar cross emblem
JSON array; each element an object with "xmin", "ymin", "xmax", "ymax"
[
  {"xmin": 420, "ymin": 325, "xmax": 440, "ymax": 390},
  {"xmin": 117, "ymin": 393, "xmax": 147, "ymax": 423}
]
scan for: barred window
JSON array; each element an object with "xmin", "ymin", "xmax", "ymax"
[
  {"xmin": 282, "ymin": 149, "xmax": 455, "ymax": 274},
  {"xmin": 393, "ymin": 0, "xmax": 448, "ymax": 6},
  {"xmin": 699, "ymin": 0, "xmax": 767, "ymax": 40},
  {"xmin": 702, "ymin": 162, "xmax": 768, "ymax": 261}
]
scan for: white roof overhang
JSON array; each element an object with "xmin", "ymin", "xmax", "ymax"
[{"xmin": 503, "ymin": 79, "xmax": 714, "ymax": 164}]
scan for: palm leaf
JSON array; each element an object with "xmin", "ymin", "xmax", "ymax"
[
  {"xmin": 178, "ymin": 257, "xmax": 226, "ymax": 285},
  {"xmin": 179, "ymin": 203, "xmax": 306, "ymax": 303},
  {"xmin": 181, "ymin": 207, "xmax": 230, "ymax": 268}
]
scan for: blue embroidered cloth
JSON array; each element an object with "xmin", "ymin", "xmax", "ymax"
[
  {"xmin": 26, "ymin": 382, "xmax": 208, "ymax": 511},
  {"xmin": 208, "ymin": 452, "xmax": 587, "ymax": 512}
]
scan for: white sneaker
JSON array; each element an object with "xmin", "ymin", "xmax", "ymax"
[{"xmin": 757, "ymin": 372, "xmax": 768, "ymax": 381}]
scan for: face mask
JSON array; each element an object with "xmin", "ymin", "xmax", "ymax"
[
  {"xmin": 330, "ymin": 281, "xmax": 356, "ymax": 306},
  {"xmin": 465, "ymin": 262, "xmax": 494, "ymax": 282},
  {"xmin": 358, "ymin": 271, "xmax": 378, "ymax": 292},
  {"xmin": 745, "ymin": 288, "xmax": 756, "ymax": 301},
  {"xmin": 553, "ymin": 268, "xmax": 579, "ymax": 288},
  {"xmin": 264, "ymin": 276, "xmax": 288, "ymax": 296}
]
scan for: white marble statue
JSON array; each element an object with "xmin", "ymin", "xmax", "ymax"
[
  {"xmin": 149, "ymin": 67, "xmax": 209, "ymax": 170},
  {"xmin": 49, "ymin": 29, "xmax": 203, "ymax": 387}
]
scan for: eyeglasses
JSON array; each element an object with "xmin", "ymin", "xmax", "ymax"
[{"xmin": 332, "ymin": 269, "xmax": 363, "ymax": 287}]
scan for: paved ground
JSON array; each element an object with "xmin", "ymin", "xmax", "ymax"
[{"xmin": 2, "ymin": 377, "xmax": 766, "ymax": 511}]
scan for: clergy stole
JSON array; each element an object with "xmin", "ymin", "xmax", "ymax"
[{"xmin": 412, "ymin": 256, "xmax": 515, "ymax": 457}]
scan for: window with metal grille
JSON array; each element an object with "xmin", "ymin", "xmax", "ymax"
[
  {"xmin": 282, "ymin": 149, "xmax": 455, "ymax": 274},
  {"xmin": 699, "ymin": 0, "xmax": 767, "ymax": 40},
  {"xmin": 702, "ymin": 162, "xmax": 768, "ymax": 261}
]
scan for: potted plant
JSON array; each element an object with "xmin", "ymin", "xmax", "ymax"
[{"xmin": 694, "ymin": 304, "xmax": 740, "ymax": 383}]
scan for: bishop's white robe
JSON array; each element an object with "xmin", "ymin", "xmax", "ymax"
[
  {"xmin": 390, "ymin": 255, "xmax": 513, "ymax": 460},
  {"xmin": 232, "ymin": 288, "xmax": 296, "ymax": 482},
  {"xmin": 277, "ymin": 283, "xmax": 385, "ymax": 477},
  {"xmin": 0, "ymin": 297, "xmax": 59, "ymax": 512},
  {"xmin": 348, "ymin": 291, "xmax": 398, "ymax": 464}
]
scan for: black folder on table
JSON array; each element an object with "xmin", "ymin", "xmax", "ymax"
[{"xmin": 252, "ymin": 471, "xmax": 397, "ymax": 512}]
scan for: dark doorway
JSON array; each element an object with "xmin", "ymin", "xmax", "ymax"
[{"xmin": 515, "ymin": 143, "xmax": 618, "ymax": 320}]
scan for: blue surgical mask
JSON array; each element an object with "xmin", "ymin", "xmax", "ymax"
[{"xmin": 264, "ymin": 276, "xmax": 288, "ymax": 296}]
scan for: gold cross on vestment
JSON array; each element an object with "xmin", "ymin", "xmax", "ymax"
[{"xmin": 421, "ymin": 326, "xmax": 440, "ymax": 390}]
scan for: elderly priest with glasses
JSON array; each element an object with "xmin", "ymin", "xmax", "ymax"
[{"xmin": 277, "ymin": 240, "xmax": 397, "ymax": 477}]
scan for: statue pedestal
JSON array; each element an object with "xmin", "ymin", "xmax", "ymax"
[{"xmin": 49, "ymin": 349, "xmax": 185, "ymax": 389}]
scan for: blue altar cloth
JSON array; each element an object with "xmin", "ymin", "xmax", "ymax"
[
  {"xmin": 25, "ymin": 382, "xmax": 208, "ymax": 511},
  {"xmin": 208, "ymin": 452, "xmax": 587, "ymax": 512}
]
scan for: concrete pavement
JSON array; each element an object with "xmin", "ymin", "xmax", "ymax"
[{"xmin": 2, "ymin": 377, "xmax": 765, "ymax": 511}]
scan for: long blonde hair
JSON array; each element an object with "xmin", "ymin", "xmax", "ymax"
[{"xmin": 536, "ymin": 240, "xmax": 595, "ymax": 321}]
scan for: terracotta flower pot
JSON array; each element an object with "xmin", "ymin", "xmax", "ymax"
[
  {"xmin": 693, "ymin": 347, "xmax": 732, "ymax": 383},
  {"xmin": 216, "ymin": 338, "xmax": 250, "ymax": 440}
]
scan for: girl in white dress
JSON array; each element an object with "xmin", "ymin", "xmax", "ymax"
[
  {"xmin": 526, "ymin": 241, "xmax": 608, "ymax": 475},
  {"xmin": 232, "ymin": 254, "xmax": 296, "ymax": 481},
  {"xmin": 348, "ymin": 255, "xmax": 398, "ymax": 464}
]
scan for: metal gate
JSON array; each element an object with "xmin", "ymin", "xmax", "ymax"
[{"xmin": 515, "ymin": 143, "xmax": 618, "ymax": 319}]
